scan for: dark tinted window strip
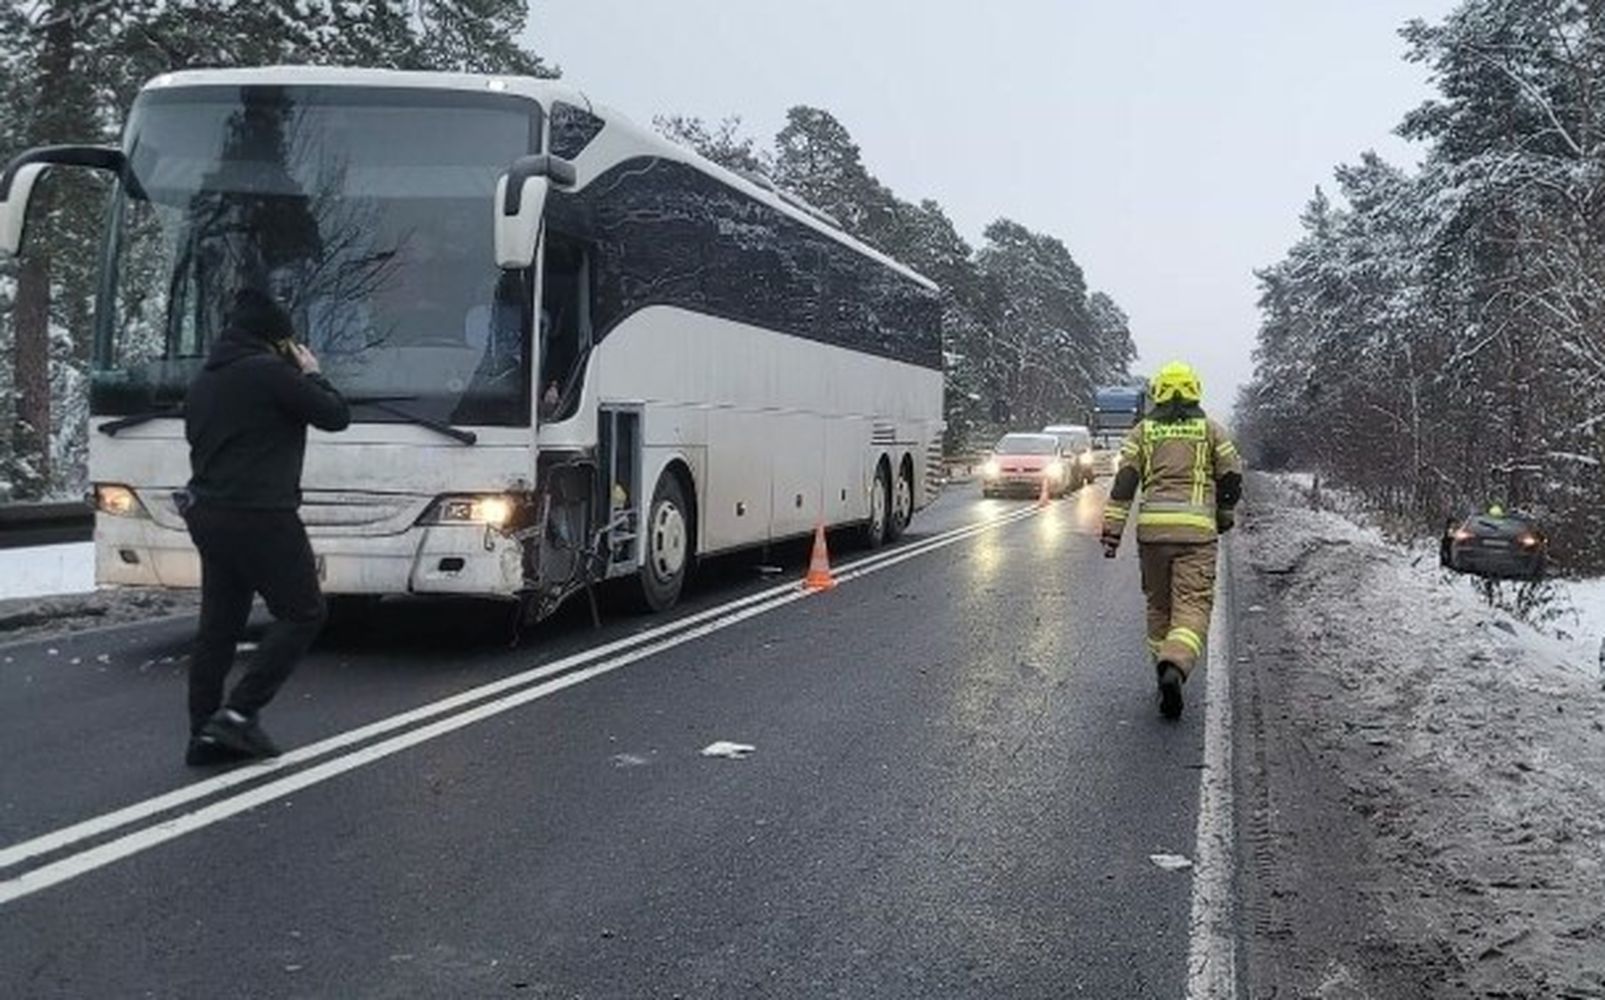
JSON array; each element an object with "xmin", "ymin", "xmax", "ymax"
[{"xmin": 547, "ymin": 157, "xmax": 942, "ymax": 371}]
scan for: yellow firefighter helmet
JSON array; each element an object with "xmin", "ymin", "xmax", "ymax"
[{"xmin": 1150, "ymin": 361, "xmax": 1203, "ymax": 405}]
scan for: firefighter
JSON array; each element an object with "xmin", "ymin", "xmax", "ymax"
[{"xmin": 1100, "ymin": 362, "xmax": 1243, "ymax": 719}]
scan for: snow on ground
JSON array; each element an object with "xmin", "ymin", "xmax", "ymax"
[
  {"xmin": 1563, "ymin": 577, "xmax": 1605, "ymax": 678},
  {"xmin": 0, "ymin": 542, "xmax": 94, "ymax": 601},
  {"xmin": 1238, "ymin": 474, "xmax": 1605, "ymax": 996}
]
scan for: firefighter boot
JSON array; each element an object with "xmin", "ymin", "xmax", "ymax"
[{"xmin": 1157, "ymin": 662, "xmax": 1185, "ymax": 720}]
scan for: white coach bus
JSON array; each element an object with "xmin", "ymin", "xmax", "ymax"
[{"xmin": 0, "ymin": 68, "xmax": 944, "ymax": 620}]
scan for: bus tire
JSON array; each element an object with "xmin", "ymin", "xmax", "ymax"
[
  {"xmin": 887, "ymin": 455, "xmax": 914, "ymax": 542},
  {"xmin": 861, "ymin": 460, "xmax": 891, "ymax": 549},
  {"xmin": 639, "ymin": 471, "xmax": 692, "ymax": 612}
]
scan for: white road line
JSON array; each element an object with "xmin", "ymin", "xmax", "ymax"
[
  {"xmin": 1186, "ymin": 545, "xmax": 1239, "ymax": 999},
  {"xmin": 0, "ymin": 504, "xmax": 1043, "ymax": 904}
]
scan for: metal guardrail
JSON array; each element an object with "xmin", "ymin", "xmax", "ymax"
[{"xmin": 0, "ymin": 501, "xmax": 93, "ymax": 549}]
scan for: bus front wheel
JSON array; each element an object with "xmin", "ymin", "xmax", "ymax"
[{"xmin": 639, "ymin": 472, "xmax": 692, "ymax": 612}]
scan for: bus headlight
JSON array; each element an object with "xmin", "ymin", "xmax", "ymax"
[
  {"xmin": 92, "ymin": 483, "xmax": 148, "ymax": 518},
  {"xmin": 421, "ymin": 494, "xmax": 517, "ymax": 529}
]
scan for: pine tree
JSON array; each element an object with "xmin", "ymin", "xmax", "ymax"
[
  {"xmin": 1239, "ymin": 0, "xmax": 1605, "ymax": 570},
  {"xmin": 653, "ymin": 115, "xmax": 769, "ymax": 174}
]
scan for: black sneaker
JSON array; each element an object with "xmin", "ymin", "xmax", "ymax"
[
  {"xmin": 199, "ymin": 709, "xmax": 282, "ymax": 759},
  {"xmin": 184, "ymin": 734, "xmax": 250, "ymax": 767},
  {"xmin": 1157, "ymin": 662, "xmax": 1185, "ymax": 720}
]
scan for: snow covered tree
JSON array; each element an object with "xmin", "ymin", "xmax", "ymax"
[
  {"xmin": 1240, "ymin": 0, "xmax": 1605, "ymax": 571},
  {"xmin": 653, "ymin": 115, "xmax": 769, "ymax": 175}
]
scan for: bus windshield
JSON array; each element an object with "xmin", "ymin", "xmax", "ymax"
[{"xmin": 91, "ymin": 85, "xmax": 541, "ymax": 426}]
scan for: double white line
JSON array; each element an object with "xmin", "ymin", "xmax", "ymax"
[{"xmin": 0, "ymin": 504, "xmax": 1043, "ymax": 906}]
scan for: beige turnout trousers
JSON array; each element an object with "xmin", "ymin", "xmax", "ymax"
[{"xmin": 1138, "ymin": 540, "xmax": 1217, "ymax": 676}]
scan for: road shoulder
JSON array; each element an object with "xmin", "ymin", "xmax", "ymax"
[{"xmin": 1230, "ymin": 473, "xmax": 1605, "ymax": 998}]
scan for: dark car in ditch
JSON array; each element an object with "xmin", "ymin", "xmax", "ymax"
[{"xmin": 1439, "ymin": 508, "xmax": 1548, "ymax": 581}]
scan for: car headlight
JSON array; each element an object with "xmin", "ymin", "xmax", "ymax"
[
  {"xmin": 92, "ymin": 483, "xmax": 149, "ymax": 518},
  {"xmin": 421, "ymin": 494, "xmax": 516, "ymax": 528},
  {"xmin": 1045, "ymin": 460, "xmax": 1066, "ymax": 481},
  {"xmin": 1517, "ymin": 533, "xmax": 1540, "ymax": 549},
  {"xmin": 1078, "ymin": 452, "xmax": 1094, "ymax": 466},
  {"xmin": 982, "ymin": 459, "xmax": 1001, "ymax": 479},
  {"xmin": 1453, "ymin": 528, "xmax": 1474, "ymax": 542}
]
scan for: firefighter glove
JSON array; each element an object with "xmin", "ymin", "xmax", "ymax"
[{"xmin": 1216, "ymin": 508, "xmax": 1236, "ymax": 534}]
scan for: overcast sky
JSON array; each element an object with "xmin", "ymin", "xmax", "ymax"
[{"xmin": 528, "ymin": 0, "xmax": 1460, "ymax": 405}]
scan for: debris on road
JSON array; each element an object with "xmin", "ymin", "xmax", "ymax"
[
  {"xmin": 699, "ymin": 741, "xmax": 756, "ymax": 760},
  {"xmin": 1148, "ymin": 853, "xmax": 1193, "ymax": 871}
]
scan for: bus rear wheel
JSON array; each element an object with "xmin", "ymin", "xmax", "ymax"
[
  {"xmin": 861, "ymin": 462, "xmax": 890, "ymax": 549},
  {"xmin": 887, "ymin": 459, "xmax": 913, "ymax": 541},
  {"xmin": 639, "ymin": 471, "xmax": 692, "ymax": 612}
]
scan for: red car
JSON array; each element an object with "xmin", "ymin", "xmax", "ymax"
[{"xmin": 980, "ymin": 433, "xmax": 1070, "ymax": 499}]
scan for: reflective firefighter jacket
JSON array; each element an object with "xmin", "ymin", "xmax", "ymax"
[{"xmin": 1103, "ymin": 411, "xmax": 1243, "ymax": 544}]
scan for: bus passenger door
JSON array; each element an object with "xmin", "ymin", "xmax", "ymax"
[{"xmin": 598, "ymin": 405, "xmax": 642, "ymax": 575}]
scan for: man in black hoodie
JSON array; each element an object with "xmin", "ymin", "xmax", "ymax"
[{"xmin": 182, "ymin": 287, "xmax": 350, "ymax": 765}]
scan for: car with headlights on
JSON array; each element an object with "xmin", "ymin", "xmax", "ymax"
[
  {"xmin": 980, "ymin": 433, "xmax": 1071, "ymax": 499},
  {"xmin": 1042, "ymin": 423, "xmax": 1095, "ymax": 489},
  {"xmin": 1439, "ymin": 508, "xmax": 1549, "ymax": 581}
]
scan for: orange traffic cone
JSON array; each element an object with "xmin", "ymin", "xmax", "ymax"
[
  {"xmin": 1038, "ymin": 474, "xmax": 1052, "ymax": 507},
  {"xmin": 803, "ymin": 522, "xmax": 837, "ymax": 592}
]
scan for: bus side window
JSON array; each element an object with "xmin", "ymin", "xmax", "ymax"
[{"xmin": 540, "ymin": 231, "xmax": 593, "ymax": 421}]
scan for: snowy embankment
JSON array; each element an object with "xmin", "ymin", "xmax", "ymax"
[
  {"xmin": 0, "ymin": 542, "xmax": 94, "ymax": 601},
  {"xmin": 1235, "ymin": 474, "xmax": 1605, "ymax": 997}
]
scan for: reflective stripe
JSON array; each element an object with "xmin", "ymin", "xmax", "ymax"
[
  {"xmin": 1191, "ymin": 441, "xmax": 1207, "ymax": 506},
  {"xmin": 1137, "ymin": 511, "xmax": 1218, "ymax": 532},
  {"xmin": 1143, "ymin": 419, "xmax": 1207, "ymax": 442},
  {"xmin": 1105, "ymin": 508, "xmax": 1129, "ymax": 522},
  {"xmin": 1167, "ymin": 626, "xmax": 1203, "ymax": 656},
  {"xmin": 1140, "ymin": 500, "xmax": 1213, "ymax": 516},
  {"xmin": 1216, "ymin": 441, "xmax": 1239, "ymax": 459}
]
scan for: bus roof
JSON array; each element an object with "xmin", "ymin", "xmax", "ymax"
[{"xmin": 139, "ymin": 67, "xmax": 939, "ymax": 293}]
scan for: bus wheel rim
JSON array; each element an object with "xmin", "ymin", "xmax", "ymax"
[
  {"xmin": 871, "ymin": 477, "xmax": 887, "ymax": 536},
  {"xmin": 894, "ymin": 474, "xmax": 912, "ymax": 523},
  {"xmin": 652, "ymin": 502, "xmax": 687, "ymax": 580}
]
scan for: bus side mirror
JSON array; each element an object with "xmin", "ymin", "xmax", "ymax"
[
  {"xmin": 0, "ymin": 145, "xmax": 126, "ymax": 257},
  {"xmin": 0, "ymin": 162, "xmax": 48, "ymax": 257},
  {"xmin": 494, "ymin": 154, "xmax": 577, "ymax": 270}
]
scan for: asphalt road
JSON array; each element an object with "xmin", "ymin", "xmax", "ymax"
[{"xmin": 0, "ymin": 484, "xmax": 1212, "ymax": 999}]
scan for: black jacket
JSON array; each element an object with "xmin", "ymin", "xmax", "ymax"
[{"xmin": 185, "ymin": 331, "xmax": 351, "ymax": 510}]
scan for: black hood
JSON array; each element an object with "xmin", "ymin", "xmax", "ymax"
[
  {"xmin": 203, "ymin": 287, "xmax": 296, "ymax": 370},
  {"xmin": 204, "ymin": 329, "xmax": 276, "ymax": 371}
]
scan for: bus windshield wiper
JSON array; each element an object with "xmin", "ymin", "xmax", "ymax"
[
  {"xmin": 347, "ymin": 396, "xmax": 478, "ymax": 446},
  {"xmin": 98, "ymin": 407, "xmax": 183, "ymax": 436}
]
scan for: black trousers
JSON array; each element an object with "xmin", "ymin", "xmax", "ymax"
[{"xmin": 184, "ymin": 506, "xmax": 326, "ymax": 735}]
